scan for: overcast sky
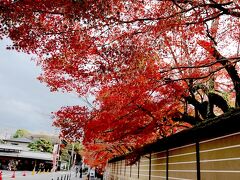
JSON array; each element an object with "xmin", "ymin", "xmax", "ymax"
[{"xmin": 0, "ymin": 38, "xmax": 85, "ymax": 136}]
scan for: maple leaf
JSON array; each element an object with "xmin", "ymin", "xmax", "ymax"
[{"xmin": 1, "ymin": 0, "xmax": 240, "ymax": 168}]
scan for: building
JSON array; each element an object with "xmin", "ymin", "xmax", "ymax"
[
  {"xmin": 3, "ymin": 137, "xmax": 32, "ymax": 150},
  {"xmin": 0, "ymin": 137, "xmax": 53, "ymax": 171}
]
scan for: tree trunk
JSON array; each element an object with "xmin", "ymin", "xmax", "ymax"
[{"xmin": 213, "ymin": 48, "xmax": 240, "ymax": 107}]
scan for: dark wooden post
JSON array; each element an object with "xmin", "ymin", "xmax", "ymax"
[
  {"xmin": 124, "ymin": 160, "xmax": 126, "ymax": 176},
  {"xmin": 166, "ymin": 149, "xmax": 169, "ymax": 180},
  {"xmin": 196, "ymin": 142, "xmax": 201, "ymax": 180},
  {"xmin": 149, "ymin": 153, "xmax": 151, "ymax": 180},
  {"xmin": 138, "ymin": 159, "xmax": 140, "ymax": 179},
  {"xmin": 130, "ymin": 164, "xmax": 132, "ymax": 177},
  {"xmin": 120, "ymin": 160, "xmax": 122, "ymax": 175}
]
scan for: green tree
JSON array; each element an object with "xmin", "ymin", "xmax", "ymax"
[
  {"xmin": 28, "ymin": 138, "xmax": 53, "ymax": 153},
  {"xmin": 60, "ymin": 147, "xmax": 71, "ymax": 162},
  {"xmin": 60, "ymin": 142, "xmax": 82, "ymax": 163},
  {"xmin": 13, "ymin": 129, "xmax": 30, "ymax": 138}
]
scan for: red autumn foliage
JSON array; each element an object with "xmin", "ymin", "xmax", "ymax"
[{"xmin": 1, "ymin": 0, "xmax": 240, "ymax": 167}]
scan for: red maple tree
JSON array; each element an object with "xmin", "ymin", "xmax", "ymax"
[{"xmin": 1, "ymin": 0, "xmax": 240, "ymax": 167}]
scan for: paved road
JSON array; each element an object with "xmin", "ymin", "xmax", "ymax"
[{"xmin": 0, "ymin": 170, "xmax": 90, "ymax": 180}]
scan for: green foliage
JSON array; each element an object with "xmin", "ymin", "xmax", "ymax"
[
  {"xmin": 60, "ymin": 147, "xmax": 71, "ymax": 162},
  {"xmin": 73, "ymin": 142, "xmax": 82, "ymax": 153},
  {"xmin": 13, "ymin": 129, "xmax": 30, "ymax": 138},
  {"xmin": 28, "ymin": 138, "xmax": 53, "ymax": 153},
  {"xmin": 60, "ymin": 142, "xmax": 83, "ymax": 162}
]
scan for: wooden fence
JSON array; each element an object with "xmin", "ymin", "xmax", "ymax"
[
  {"xmin": 106, "ymin": 132, "xmax": 240, "ymax": 180},
  {"xmin": 105, "ymin": 110, "xmax": 240, "ymax": 180}
]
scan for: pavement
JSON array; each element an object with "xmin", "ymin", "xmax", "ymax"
[{"xmin": 0, "ymin": 170, "xmax": 94, "ymax": 180}]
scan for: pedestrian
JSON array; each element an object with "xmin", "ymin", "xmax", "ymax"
[
  {"xmin": 75, "ymin": 167, "xmax": 79, "ymax": 177},
  {"xmin": 39, "ymin": 163, "xmax": 44, "ymax": 172},
  {"xmin": 79, "ymin": 167, "xmax": 83, "ymax": 178}
]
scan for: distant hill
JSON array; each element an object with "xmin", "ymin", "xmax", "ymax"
[
  {"xmin": 1, "ymin": 128, "xmax": 60, "ymax": 144},
  {"xmin": 28, "ymin": 134, "xmax": 60, "ymax": 144}
]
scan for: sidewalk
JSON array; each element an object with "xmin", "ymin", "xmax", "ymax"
[
  {"xmin": 70, "ymin": 173, "xmax": 86, "ymax": 180},
  {"xmin": 71, "ymin": 173, "xmax": 101, "ymax": 180}
]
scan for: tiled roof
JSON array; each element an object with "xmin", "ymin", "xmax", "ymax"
[
  {"xmin": 5, "ymin": 137, "xmax": 32, "ymax": 143},
  {"xmin": 0, "ymin": 144, "xmax": 52, "ymax": 161},
  {"xmin": 0, "ymin": 144, "xmax": 24, "ymax": 151}
]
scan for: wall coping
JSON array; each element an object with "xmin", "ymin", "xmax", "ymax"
[{"xmin": 109, "ymin": 109, "xmax": 240, "ymax": 163}]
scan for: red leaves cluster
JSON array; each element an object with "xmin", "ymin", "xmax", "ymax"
[
  {"xmin": 53, "ymin": 56, "xmax": 190, "ymax": 167},
  {"xmin": 1, "ymin": 0, "xmax": 240, "ymax": 168}
]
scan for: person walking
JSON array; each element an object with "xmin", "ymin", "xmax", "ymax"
[
  {"xmin": 75, "ymin": 167, "xmax": 79, "ymax": 177},
  {"xmin": 79, "ymin": 167, "xmax": 83, "ymax": 178}
]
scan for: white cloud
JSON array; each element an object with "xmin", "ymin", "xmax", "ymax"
[
  {"xmin": 5, "ymin": 99, "xmax": 40, "ymax": 113},
  {"xmin": 0, "ymin": 38, "xmax": 86, "ymax": 134}
]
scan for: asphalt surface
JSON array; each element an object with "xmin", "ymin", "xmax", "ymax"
[{"xmin": 0, "ymin": 170, "xmax": 90, "ymax": 180}]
